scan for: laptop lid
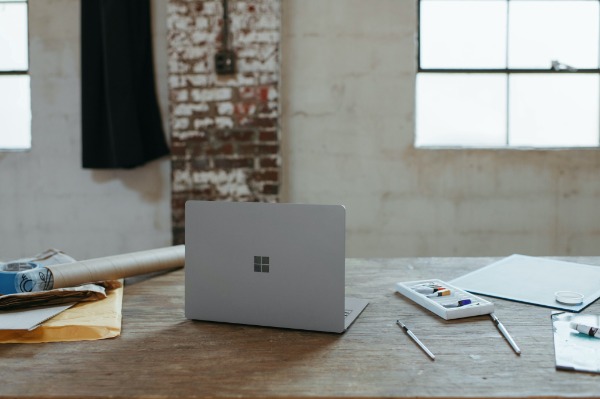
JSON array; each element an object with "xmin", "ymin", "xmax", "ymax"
[{"xmin": 185, "ymin": 201, "xmax": 354, "ymax": 333}]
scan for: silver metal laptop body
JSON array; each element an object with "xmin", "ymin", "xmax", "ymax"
[{"xmin": 185, "ymin": 201, "xmax": 368, "ymax": 333}]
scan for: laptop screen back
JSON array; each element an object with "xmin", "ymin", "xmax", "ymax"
[{"xmin": 185, "ymin": 201, "xmax": 346, "ymax": 332}]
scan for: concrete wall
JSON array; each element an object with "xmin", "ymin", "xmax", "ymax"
[
  {"xmin": 1, "ymin": 0, "xmax": 599, "ymax": 260},
  {"xmin": 281, "ymin": 0, "xmax": 600, "ymax": 257},
  {"xmin": 0, "ymin": 0, "xmax": 171, "ymax": 260}
]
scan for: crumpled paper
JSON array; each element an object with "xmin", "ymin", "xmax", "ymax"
[
  {"xmin": 0, "ymin": 282, "xmax": 115, "ymax": 311},
  {"xmin": 0, "ymin": 249, "xmax": 123, "ymax": 343}
]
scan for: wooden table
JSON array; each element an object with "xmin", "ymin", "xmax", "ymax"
[{"xmin": 1, "ymin": 257, "xmax": 600, "ymax": 398}]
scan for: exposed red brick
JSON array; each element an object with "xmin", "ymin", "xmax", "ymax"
[
  {"xmin": 209, "ymin": 143, "xmax": 234, "ymax": 156},
  {"xmin": 191, "ymin": 159, "xmax": 210, "ymax": 170},
  {"xmin": 213, "ymin": 157, "xmax": 255, "ymax": 169},
  {"xmin": 239, "ymin": 144, "xmax": 279, "ymax": 155},
  {"xmin": 172, "ymin": 160, "xmax": 187, "ymax": 171},
  {"xmin": 188, "ymin": 143, "xmax": 207, "ymax": 158},
  {"xmin": 253, "ymin": 117, "xmax": 277, "ymax": 128},
  {"xmin": 234, "ymin": 103, "xmax": 257, "ymax": 117},
  {"xmin": 260, "ymin": 157, "xmax": 278, "ymax": 168},
  {"xmin": 171, "ymin": 193, "xmax": 189, "ymax": 209},
  {"xmin": 215, "ymin": 130, "xmax": 256, "ymax": 141},
  {"xmin": 259, "ymin": 131, "xmax": 277, "ymax": 141},
  {"xmin": 258, "ymin": 86, "xmax": 270, "ymax": 102},
  {"xmin": 239, "ymin": 87, "xmax": 256, "ymax": 100},
  {"xmin": 171, "ymin": 142, "xmax": 187, "ymax": 157},
  {"xmin": 168, "ymin": 0, "xmax": 281, "ymax": 245},
  {"xmin": 262, "ymin": 184, "xmax": 279, "ymax": 195},
  {"xmin": 259, "ymin": 144, "xmax": 279, "ymax": 155},
  {"xmin": 252, "ymin": 170, "xmax": 279, "ymax": 182}
]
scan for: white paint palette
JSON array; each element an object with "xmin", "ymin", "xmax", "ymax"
[{"xmin": 395, "ymin": 279, "xmax": 495, "ymax": 320}]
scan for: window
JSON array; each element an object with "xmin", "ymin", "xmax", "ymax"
[
  {"xmin": 0, "ymin": 0, "xmax": 30, "ymax": 150},
  {"xmin": 416, "ymin": 0, "xmax": 600, "ymax": 148}
]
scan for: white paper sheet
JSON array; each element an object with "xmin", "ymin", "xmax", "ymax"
[
  {"xmin": 451, "ymin": 255, "xmax": 600, "ymax": 312},
  {"xmin": 0, "ymin": 303, "xmax": 74, "ymax": 330}
]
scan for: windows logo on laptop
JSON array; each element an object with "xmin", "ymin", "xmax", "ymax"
[{"xmin": 254, "ymin": 256, "xmax": 269, "ymax": 273}]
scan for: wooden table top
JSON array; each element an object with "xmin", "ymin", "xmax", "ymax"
[{"xmin": 1, "ymin": 257, "xmax": 600, "ymax": 399}]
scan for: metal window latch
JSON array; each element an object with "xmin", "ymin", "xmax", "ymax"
[{"xmin": 551, "ymin": 60, "xmax": 578, "ymax": 72}]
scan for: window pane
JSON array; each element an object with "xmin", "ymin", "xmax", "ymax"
[
  {"xmin": 0, "ymin": 75, "xmax": 31, "ymax": 150},
  {"xmin": 508, "ymin": 1, "xmax": 599, "ymax": 69},
  {"xmin": 0, "ymin": 2, "xmax": 28, "ymax": 71},
  {"xmin": 420, "ymin": 0, "xmax": 507, "ymax": 69},
  {"xmin": 416, "ymin": 73, "xmax": 507, "ymax": 147},
  {"xmin": 509, "ymin": 74, "xmax": 599, "ymax": 147}
]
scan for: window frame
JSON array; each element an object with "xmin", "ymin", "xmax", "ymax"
[
  {"xmin": 0, "ymin": 0, "xmax": 30, "ymax": 151},
  {"xmin": 416, "ymin": 0, "xmax": 600, "ymax": 149}
]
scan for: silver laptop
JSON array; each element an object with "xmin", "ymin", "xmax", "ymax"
[{"xmin": 185, "ymin": 200, "xmax": 368, "ymax": 333}]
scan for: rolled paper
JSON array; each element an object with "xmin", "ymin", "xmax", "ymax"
[
  {"xmin": 11, "ymin": 246, "xmax": 185, "ymax": 294},
  {"xmin": 46, "ymin": 245, "xmax": 185, "ymax": 290}
]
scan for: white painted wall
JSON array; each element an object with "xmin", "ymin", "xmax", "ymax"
[
  {"xmin": 2, "ymin": 0, "xmax": 599, "ymax": 260},
  {"xmin": 0, "ymin": 0, "xmax": 171, "ymax": 260},
  {"xmin": 281, "ymin": 0, "xmax": 600, "ymax": 257}
]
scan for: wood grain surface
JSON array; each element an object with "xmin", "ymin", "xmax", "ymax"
[{"xmin": 1, "ymin": 257, "xmax": 600, "ymax": 399}]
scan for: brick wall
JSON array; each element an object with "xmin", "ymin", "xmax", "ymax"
[{"xmin": 167, "ymin": 0, "xmax": 281, "ymax": 244}]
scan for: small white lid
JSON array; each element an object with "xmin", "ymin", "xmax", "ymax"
[{"xmin": 554, "ymin": 291, "xmax": 584, "ymax": 305}]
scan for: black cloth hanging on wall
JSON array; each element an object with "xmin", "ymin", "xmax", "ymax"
[{"xmin": 81, "ymin": 0, "xmax": 169, "ymax": 169}]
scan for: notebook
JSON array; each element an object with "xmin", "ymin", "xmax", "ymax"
[{"xmin": 184, "ymin": 201, "xmax": 368, "ymax": 333}]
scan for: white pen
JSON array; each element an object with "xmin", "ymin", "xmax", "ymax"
[
  {"xmin": 570, "ymin": 321, "xmax": 600, "ymax": 338},
  {"xmin": 396, "ymin": 320, "xmax": 435, "ymax": 360},
  {"xmin": 490, "ymin": 313, "xmax": 521, "ymax": 355}
]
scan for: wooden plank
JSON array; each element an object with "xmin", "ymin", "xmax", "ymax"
[{"xmin": 0, "ymin": 257, "xmax": 599, "ymax": 398}]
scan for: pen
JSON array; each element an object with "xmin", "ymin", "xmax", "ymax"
[
  {"xmin": 396, "ymin": 320, "xmax": 435, "ymax": 360},
  {"xmin": 490, "ymin": 313, "xmax": 521, "ymax": 355}
]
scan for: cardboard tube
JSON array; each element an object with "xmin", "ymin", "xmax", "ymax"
[{"xmin": 47, "ymin": 245, "xmax": 185, "ymax": 289}]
